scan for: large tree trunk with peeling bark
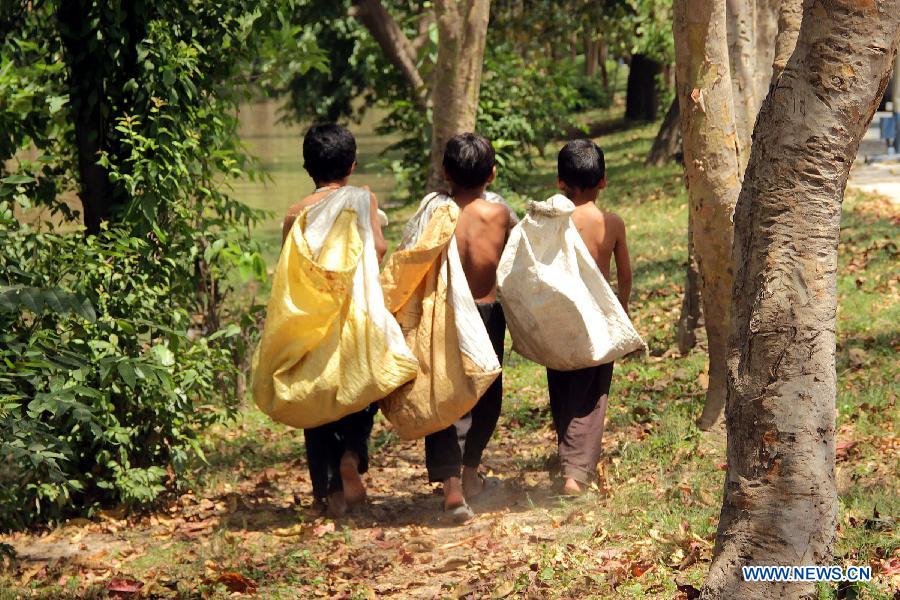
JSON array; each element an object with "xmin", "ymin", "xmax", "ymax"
[
  {"xmin": 674, "ymin": 0, "xmax": 742, "ymax": 430},
  {"xmin": 702, "ymin": 2, "xmax": 900, "ymax": 598},
  {"xmin": 426, "ymin": 0, "xmax": 491, "ymax": 191},
  {"xmin": 754, "ymin": 0, "xmax": 780, "ymax": 97},
  {"xmin": 771, "ymin": 0, "xmax": 802, "ymax": 80}
]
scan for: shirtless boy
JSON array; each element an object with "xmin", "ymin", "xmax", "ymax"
[
  {"xmin": 424, "ymin": 133, "xmax": 511, "ymax": 522},
  {"xmin": 551, "ymin": 139, "xmax": 632, "ymax": 494},
  {"xmin": 282, "ymin": 124, "xmax": 387, "ymax": 516}
]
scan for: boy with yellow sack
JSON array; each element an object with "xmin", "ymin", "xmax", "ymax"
[
  {"xmin": 252, "ymin": 125, "xmax": 417, "ymax": 516},
  {"xmin": 381, "ymin": 134, "xmax": 514, "ymax": 523}
]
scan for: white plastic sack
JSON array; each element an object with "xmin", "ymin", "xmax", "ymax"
[{"xmin": 497, "ymin": 193, "xmax": 645, "ymax": 371}]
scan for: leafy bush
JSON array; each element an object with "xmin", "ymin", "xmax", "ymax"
[{"xmin": 0, "ymin": 0, "xmax": 321, "ymax": 529}]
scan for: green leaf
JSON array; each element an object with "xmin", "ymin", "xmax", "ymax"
[
  {"xmin": 117, "ymin": 361, "xmax": 137, "ymax": 389},
  {"xmin": 1, "ymin": 174, "xmax": 36, "ymax": 185}
]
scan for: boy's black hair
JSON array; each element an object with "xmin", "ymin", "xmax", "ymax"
[
  {"xmin": 558, "ymin": 139, "xmax": 606, "ymax": 190},
  {"xmin": 442, "ymin": 133, "xmax": 496, "ymax": 190},
  {"xmin": 303, "ymin": 124, "xmax": 357, "ymax": 184}
]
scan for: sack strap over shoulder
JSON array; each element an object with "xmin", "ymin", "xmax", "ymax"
[{"xmin": 527, "ymin": 193, "xmax": 576, "ymax": 218}]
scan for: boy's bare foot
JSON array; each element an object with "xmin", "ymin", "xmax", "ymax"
[
  {"xmin": 462, "ymin": 466, "xmax": 500, "ymax": 499},
  {"xmin": 327, "ymin": 491, "xmax": 348, "ymax": 517},
  {"xmin": 442, "ymin": 476, "xmax": 466, "ymax": 510},
  {"xmin": 339, "ymin": 451, "xmax": 366, "ymax": 507},
  {"xmin": 562, "ymin": 477, "xmax": 584, "ymax": 495},
  {"xmin": 442, "ymin": 477, "xmax": 474, "ymax": 523}
]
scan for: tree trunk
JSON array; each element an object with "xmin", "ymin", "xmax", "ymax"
[
  {"xmin": 726, "ymin": 0, "xmax": 758, "ymax": 170},
  {"xmin": 584, "ymin": 33, "xmax": 599, "ymax": 77},
  {"xmin": 599, "ymin": 38, "xmax": 610, "ymax": 93},
  {"xmin": 703, "ymin": 3, "xmax": 900, "ymax": 598},
  {"xmin": 351, "ymin": 0, "xmax": 428, "ymax": 109},
  {"xmin": 754, "ymin": 0, "xmax": 780, "ymax": 98},
  {"xmin": 625, "ymin": 54, "xmax": 661, "ymax": 121},
  {"xmin": 676, "ymin": 214, "xmax": 703, "ymax": 354},
  {"xmin": 426, "ymin": 0, "xmax": 491, "ymax": 192},
  {"xmin": 646, "ymin": 97, "xmax": 682, "ymax": 167},
  {"xmin": 674, "ymin": 0, "xmax": 742, "ymax": 430},
  {"xmin": 58, "ymin": 0, "xmax": 115, "ymax": 235},
  {"xmin": 771, "ymin": 0, "xmax": 802, "ymax": 80}
]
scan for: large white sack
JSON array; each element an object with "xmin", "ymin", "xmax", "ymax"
[{"xmin": 497, "ymin": 193, "xmax": 645, "ymax": 371}]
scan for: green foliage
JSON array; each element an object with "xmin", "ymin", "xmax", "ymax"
[{"xmin": 0, "ymin": 0, "xmax": 321, "ymax": 529}]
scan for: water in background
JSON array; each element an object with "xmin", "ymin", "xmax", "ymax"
[{"xmin": 233, "ymin": 100, "xmax": 398, "ymax": 255}]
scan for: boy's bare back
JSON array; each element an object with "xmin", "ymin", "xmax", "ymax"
[
  {"xmin": 453, "ymin": 198, "xmax": 510, "ymax": 303},
  {"xmin": 571, "ymin": 202, "xmax": 631, "ymax": 311}
]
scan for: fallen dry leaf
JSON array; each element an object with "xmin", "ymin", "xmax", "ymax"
[
  {"xmin": 105, "ymin": 577, "xmax": 143, "ymax": 596},
  {"xmin": 217, "ymin": 571, "xmax": 258, "ymax": 593}
]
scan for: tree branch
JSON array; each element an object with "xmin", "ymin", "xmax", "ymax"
[{"xmin": 350, "ymin": 0, "xmax": 428, "ymax": 109}]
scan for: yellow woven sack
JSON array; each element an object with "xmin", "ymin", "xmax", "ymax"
[
  {"xmin": 379, "ymin": 193, "xmax": 501, "ymax": 440},
  {"xmin": 252, "ymin": 186, "xmax": 418, "ymax": 429}
]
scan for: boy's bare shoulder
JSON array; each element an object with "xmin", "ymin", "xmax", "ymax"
[
  {"xmin": 600, "ymin": 210, "xmax": 626, "ymax": 231},
  {"xmin": 472, "ymin": 198, "xmax": 511, "ymax": 224}
]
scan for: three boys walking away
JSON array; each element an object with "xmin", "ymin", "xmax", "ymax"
[{"xmin": 263, "ymin": 121, "xmax": 635, "ymax": 520}]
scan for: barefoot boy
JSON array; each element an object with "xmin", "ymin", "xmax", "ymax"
[
  {"xmin": 550, "ymin": 139, "xmax": 631, "ymax": 494},
  {"xmin": 424, "ymin": 133, "xmax": 511, "ymax": 521},
  {"xmin": 282, "ymin": 124, "xmax": 387, "ymax": 515}
]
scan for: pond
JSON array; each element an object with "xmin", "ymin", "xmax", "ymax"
[{"xmin": 232, "ymin": 100, "xmax": 399, "ymax": 257}]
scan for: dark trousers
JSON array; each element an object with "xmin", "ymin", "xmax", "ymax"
[
  {"xmin": 425, "ymin": 302, "xmax": 505, "ymax": 482},
  {"xmin": 304, "ymin": 403, "xmax": 376, "ymax": 500},
  {"xmin": 546, "ymin": 362, "xmax": 613, "ymax": 484}
]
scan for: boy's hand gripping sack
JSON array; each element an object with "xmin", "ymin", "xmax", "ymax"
[
  {"xmin": 497, "ymin": 194, "xmax": 645, "ymax": 371},
  {"xmin": 252, "ymin": 186, "xmax": 418, "ymax": 429},
  {"xmin": 379, "ymin": 193, "xmax": 502, "ymax": 439}
]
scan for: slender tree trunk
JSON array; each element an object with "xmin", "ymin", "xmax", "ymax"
[
  {"xmin": 351, "ymin": 0, "xmax": 428, "ymax": 109},
  {"xmin": 426, "ymin": 0, "xmax": 491, "ymax": 192},
  {"xmin": 771, "ymin": 0, "xmax": 802, "ymax": 80},
  {"xmin": 599, "ymin": 38, "xmax": 610, "ymax": 93},
  {"xmin": 625, "ymin": 54, "xmax": 661, "ymax": 121},
  {"xmin": 674, "ymin": 0, "xmax": 742, "ymax": 430},
  {"xmin": 755, "ymin": 0, "xmax": 780, "ymax": 98},
  {"xmin": 646, "ymin": 97, "xmax": 682, "ymax": 167},
  {"xmin": 676, "ymin": 215, "xmax": 703, "ymax": 354},
  {"xmin": 584, "ymin": 32, "xmax": 599, "ymax": 77},
  {"xmin": 58, "ymin": 0, "xmax": 114, "ymax": 235},
  {"xmin": 726, "ymin": 0, "xmax": 758, "ymax": 170},
  {"xmin": 703, "ymin": 3, "xmax": 900, "ymax": 598}
]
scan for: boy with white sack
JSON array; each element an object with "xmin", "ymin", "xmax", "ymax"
[
  {"xmin": 497, "ymin": 139, "xmax": 645, "ymax": 495},
  {"xmin": 252, "ymin": 125, "xmax": 418, "ymax": 516},
  {"xmin": 380, "ymin": 134, "xmax": 513, "ymax": 522}
]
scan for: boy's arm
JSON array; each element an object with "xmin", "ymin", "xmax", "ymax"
[
  {"xmin": 368, "ymin": 189, "xmax": 388, "ymax": 263},
  {"xmin": 612, "ymin": 216, "xmax": 632, "ymax": 315},
  {"xmin": 282, "ymin": 212, "xmax": 297, "ymax": 245}
]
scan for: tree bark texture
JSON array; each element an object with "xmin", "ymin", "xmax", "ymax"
[
  {"xmin": 755, "ymin": 0, "xmax": 780, "ymax": 96},
  {"xmin": 351, "ymin": 0, "xmax": 428, "ymax": 109},
  {"xmin": 703, "ymin": 2, "xmax": 900, "ymax": 598},
  {"xmin": 676, "ymin": 213, "xmax": 703, "ymax": 354},
  {"xmin": 726, "ymin": 0, "xmax": 758, "ymax": 170},
  {"xmin": 674, "ymin": 0, "xmax": 742, "ymax": 430},
  {"xmin": 625, "ymin": 54, "xmax": 661, "ymax": 121},
  {"xmin": 426, "ymin": 0, "xmax": 491, "ymax": 192},
  {"xmin": 646, "ymin": 97, "xmax": 682, "ymax": 167},
  {"xmin": 771, "ymin": 0, "xmax": 802, "ymax": 80}
]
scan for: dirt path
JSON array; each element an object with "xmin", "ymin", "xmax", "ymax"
[
  {"xmin": 849, "ymin": 111, "xmax": 900, "ymax": 205},
  {"xmin": 2, "ymin": 407, "xmax": 725, "ymax": 599}
]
